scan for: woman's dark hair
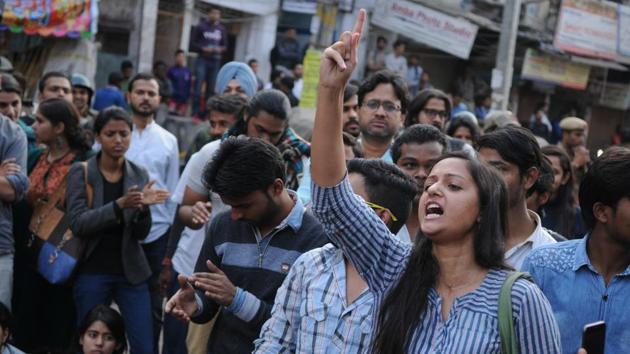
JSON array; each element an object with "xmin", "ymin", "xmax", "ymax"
[
  {"xmin": 72, "ymin": 305, "xmax": 127, "ymax": 354},
  {"xmin": 37, "ymin": 98, "xmax": 90, "ymax": 152},
  {"xmin": 405, "ymin": 89, "xmax": 452, "ymax": 128},
  {"xmin": 579, "ymin": 146, "xmax": 630, "ymax": 230},
  {"xmin": 372, "ymin": 152, "xmax": 508, "ymax": 354},
  {"xmin": 358, "ymin": 70, "xmax": 408, "ymax": 114},
  {"xmin": 203, "ymin": 136, "xmax": 286, "ymax": 198},
  {"xmin": 391, "ymin": 124, "xmax": 447, "ymax": 164},
  {"xmin": 347, "ymin": 159, "xmax": 418, "ymax": 234},
  {"xmin": 93, "ymin": 107, "xmax": 132, "ymax": 134},
  {"xmin": 477, "ymin": 125, "xmax": 544, "ymax": 196},
  {"xmin": 447, "ymin": 115, "xmax": 481, "ymax": 146}
]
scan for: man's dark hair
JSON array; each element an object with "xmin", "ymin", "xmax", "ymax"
[
  {"xmin": 175, "ymin": 49, "xmax": 185, "ymax": 56},
  {"xmin": 347, "ymin": 159, "xmax": 418, "ymax": 233},
  {"xmin": 108, "ymin": 72, "xmax": 124, "ymax": 87},
  {"xmin": 121, "ymin": 60, "xmax": 133, "ymax": 71},
  {"xmin": 246, "ymin": 89, "xmax": 291, "ymax": 121},
  {"xmin": 248, "ymin": 58, "xmax": 258, "ymax": 66},
  {"xmin": 358, "ymin": 70, "xmax": 408, "ymax": 113},
  {"xmin": 391, "ymin": 124, "xmax": 447, "ymax": 163},
  {"xmin": 38, "ymin": 71, "xmax": 70, "ymax": 93},
  {"xmin": 477, "ymin": 125, "xmax": 544, "ymax": 195},
  {"xmin": 377, "ymin": 36, "xmax": 387, "ymax": 43},
  {"xmin": 128, "ymin": 73, "xmax": 159, "ymax": 92},
  {"xmin": 405, "ymin": 89, "xmax": 452, "ymax": 128},
  {"xmin": 393, "ymin": 40, "xmax": 406, "ymax": 48},
  {"xmin": 207, "ymin": 94, "xmax": 247, "ymax": 116},
  {"xmin": 0, "ymin": 73, "xmax": 22, "ymax": 95},
  {"xmin": 579, "ymin": 147, "xmax": 630, "ymax": 230},
  {"xmin": 94, "ymin": 106, "xmax": 133, "ymax": 134},
  {"xmin": 203, "ymin": 137, "xmax": 286, "ymax": 198},
  {"xmin": 343, "ymin": 84, "xmax": 358, "ymax": 103}
]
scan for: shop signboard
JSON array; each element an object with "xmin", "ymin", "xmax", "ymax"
[
  {"xmin": 618, "ymin": 5, "xmax": 630, "ymax": 57},
  {"xmin": 521, "ymin": 49, "xmax": 591, "ymax": 90},
  {"xmin": 371, "ymin": 0, "xmax": 478, "ymax": 59},
  {"xmin": 0, "ymin": 0, "xmax": 96, "ymax": 38},
  {"xmin": 283, "ymin": 0, "xmax": 318, "ymax": 14},
  {"xmin": 590, "ymin": 80, "xmax": 630, "ymax": 110},
  {"xmin": 299, "ymin": 49, "xmax": 322, "ymax": 109},
  {"xmin": 554, "ymin": 0, "xmax": 618, "ymax": 60}
]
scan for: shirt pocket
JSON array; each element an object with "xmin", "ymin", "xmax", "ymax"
[{"xmin": 297, "ymin": 299, "xmax": 329, "ymax": 352}]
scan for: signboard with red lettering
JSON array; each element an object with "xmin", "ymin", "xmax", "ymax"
[
  {"xmin": 372, "ymin": 0, "xmax": 478, "ymax": 59},
  {"xmin": 554, "ymin": 0, "xmax": 617, "ymax": 59}
]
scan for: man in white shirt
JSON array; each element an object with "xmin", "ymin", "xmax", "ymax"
[
  {"xmin": 125, "ymin": 73, "xmax": 180, "ymax": 350},
  {"xmin": 384, "ymin": 40, "xmax": 408, "ymax": 77},
  {"xmin": 477, "ymin": 126, "xmax": 557, "ymax": 270}
]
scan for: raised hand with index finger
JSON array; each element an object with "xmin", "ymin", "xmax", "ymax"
[{"xmin": 319, "ymin": 9, "xmax": 365, "ymax": 89}]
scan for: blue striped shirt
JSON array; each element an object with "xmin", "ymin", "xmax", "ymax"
[
  {"xmin": 254, "ymin": 244, "xmax": 373, "ymax": 353},
  {"xmin": 311, "ymin": 176, "xmax": 562, "ymax": 353}
]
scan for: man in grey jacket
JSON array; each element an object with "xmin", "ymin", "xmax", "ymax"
[{"xmin": 0, "ymin": 113, "xmax": 29, "ymax": 309}]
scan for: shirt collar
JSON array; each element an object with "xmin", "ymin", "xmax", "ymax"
[
  {"xmin": 572, "ymin": 235, "xmax": 591, "ymax": 272},
  {"xmin": 527, "ymin": 210, "xmax": 551, "ymax": 248},
  {"xmin": 273, "ymin": 190, "xmax": 306, "ymax": 234}
]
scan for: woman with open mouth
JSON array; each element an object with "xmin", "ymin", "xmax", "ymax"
[{"xmin": 309, "ymin": 9, "xmax": 562, "ymax": 353}]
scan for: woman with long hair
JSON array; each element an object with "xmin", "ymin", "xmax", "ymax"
[
  {"xmin": 70, "ymin": 305, "xmax": 127, "ymax": 354},
  {"xmin": 541, "ymin": 145, "xmax": 585, "ymax": 239},
  {"xmin": 12, "ymin": 98, "xmax": 93, "ymax": 353},
  {"xmin": 66, "ymin": 107, "xmax": 169, "ymax": 354},
  {"xmin": 309, "ymin": 11, "xmax": 561, "ymax": 353}
]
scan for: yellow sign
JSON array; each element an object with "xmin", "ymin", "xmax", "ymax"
[
  {"xmin": 299, "ymin": 49, "xmax": 322, "ymax": 108},
  {"xmin": 521, "ymin": 49, "xmax": 591, "ymax": 90}
]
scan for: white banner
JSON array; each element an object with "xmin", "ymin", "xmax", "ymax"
[
  {"xmin": 554, "ymin": 0, "xmax": 618, "ymax": 59},
  {"xmin": 618, "ymin": 5, "xmax": 630, "ymax": 57},
  {"xmin": 372, "ymin": 0, "xmax": 478, "ymax": 59}
]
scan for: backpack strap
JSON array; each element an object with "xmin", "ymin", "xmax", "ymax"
[{"xmin": 498, "ymin": 271, "xmax": 533, "ymax": 354}]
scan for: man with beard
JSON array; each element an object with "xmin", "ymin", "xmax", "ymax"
[
  {"xmin": 477, "ymin": 126, "xmax": 556, "ymax": 270},
  {"xmin": 342, "ymin": 84, "xmax": 360, "ymax": 137},
  {"xmin": 125, "ymin": 73, "xmax": 180, "ymax": 350},
  {"xmin": 355, "ymin": 70, "xmax": 407, "ymax": 160},
  {"xmin": 391, "ymin": 124, "xmax": 447, "ymax": 243},
  {"xmin": 165, "ymin": 137, "xmax": 327, "ymax": 354},
  {"xmin": 405, "ymin": 89, "xmax": 474, "ymax": 155},
  {"xmin": 38, "ymin": 71, "xmax": 73, "ymax": 103}
]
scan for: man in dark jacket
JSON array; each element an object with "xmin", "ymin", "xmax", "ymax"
[
  {"xmin": 165, "ymin": 137, "xmax": 327, "ymax": 354},
  {"xmin": 190, "ymin": 7, "xmax": 228, "ymax": 117}
]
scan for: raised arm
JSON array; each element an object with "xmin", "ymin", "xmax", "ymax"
[
  {"xmin": 310, "ymin": 10, "xmax": 411, "ymax": 294},
  {"xmin": 310, "ymin": 10, "xmax": 364, "ymax": 186}
]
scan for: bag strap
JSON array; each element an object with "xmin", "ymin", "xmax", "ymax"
[
  {"xmin": 81, "ymin": 162, "xmax": 93, "ymax": 208},
  {"xmin": 498, "ymin": 271, "xmax": 533, "ymax": 354}
]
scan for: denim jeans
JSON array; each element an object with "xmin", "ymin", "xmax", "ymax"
[
  {"xmin": 74, "ymin": 273, "xmax": 154, "ymax": 354},
  {"xmin": 192, "ymin": 57, "xmax": 221, "ymax": 116},
  {"xmin": 0, "ymin": 252, "xmax": 13, "ymax": 310},
  {"xmin": 163, "ymin": 269, "xmax": 188, "ymax": 354},
  {"xmin": 142, "ymin": 233, "xmax": 168, "ymax": 354}
]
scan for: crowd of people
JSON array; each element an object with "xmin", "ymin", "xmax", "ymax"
[{"xmin": 0, "ymin": 7, "xmax": 629, "ymax": 354}]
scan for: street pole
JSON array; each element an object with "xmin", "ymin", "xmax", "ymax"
[{"xmin": 491, "ymin": 0, "xmax": 522, "ymax": 111}]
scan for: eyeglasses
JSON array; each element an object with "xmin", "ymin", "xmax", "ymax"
[
  {"xmin": 364, "ymin": 201, "xmax": 398, "ymax": 222},
  {"xmin": 363, "ymin": 99, "xmax": 401, "ymax": 113},
  {"xmin": 422, "ymin": 108, "xmax": 448, "ymax": 118}
]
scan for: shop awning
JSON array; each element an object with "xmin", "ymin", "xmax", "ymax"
[{"xmin": 571, "ymin": 56, "xmax": 628, "ymax": 72}]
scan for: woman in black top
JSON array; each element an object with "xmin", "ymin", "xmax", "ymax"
[{"xmin": 65, "ymin": 107, "xmax": 169, "ymax": 354}]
